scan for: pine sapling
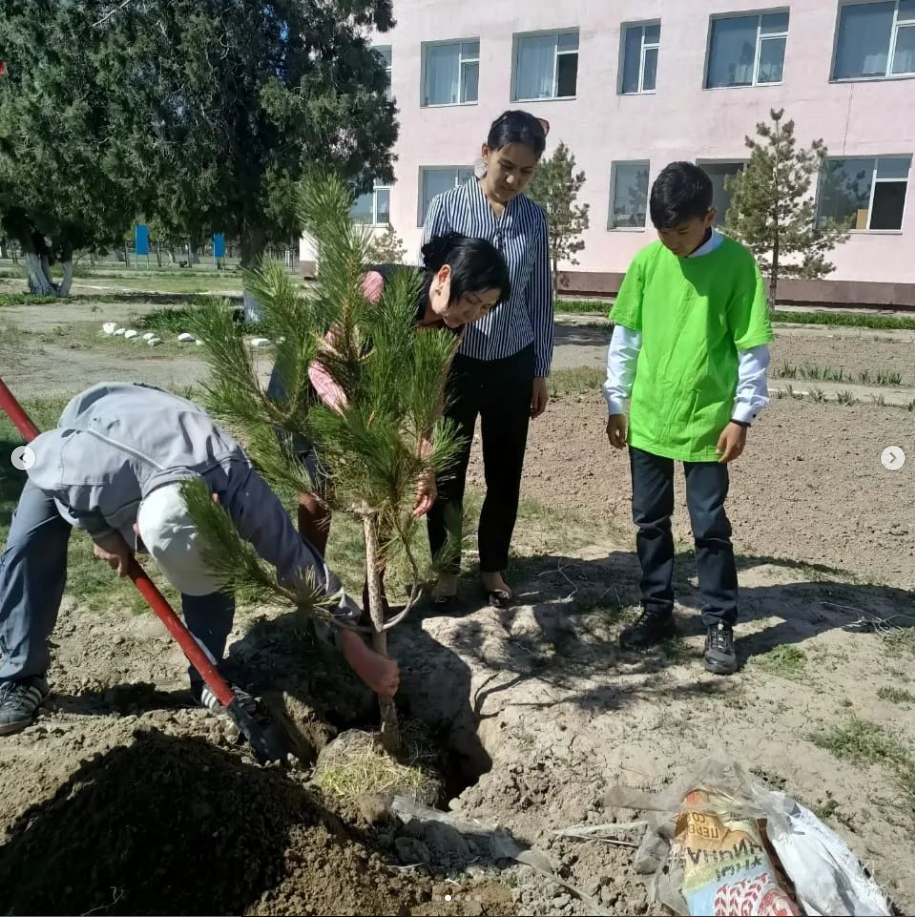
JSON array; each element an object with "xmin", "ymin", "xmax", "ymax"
[{"xmin": 188, "ymin": 173, "xmax": 463, "ymax": 753}]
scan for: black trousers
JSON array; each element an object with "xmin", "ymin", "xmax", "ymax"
[
  {"xmin": 428, "ymin": 345, "xmax": 535, "ymax": 575},
  {"xmin": 630, "ymin": 446, "xmax": 738, "ymax": 626}
]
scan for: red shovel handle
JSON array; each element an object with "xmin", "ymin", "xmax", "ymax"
[
  {"xmin": 0, "ymin": 378, "xmax": 40, "ymax": 442},
  {"xmin": 0, "ymin": 378, "xmax": 234, "ymax": 709}
]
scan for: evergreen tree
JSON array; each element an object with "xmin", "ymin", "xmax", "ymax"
[
  {"xmin": 187, "ymin": 173, "xmax": 463, "ymax": 752},
  {"xmin": 725, "ymin": 109, "xmax": 849, "ymax": 309},
  {"xmin": 528, "ymin": 142, "xmax": 590, "ymax": 294},
  {"xmin": 0, "ymin": 0, "xmax": 397, "ymax": 299},
  {"xmin": 365, "ymin": 225, "xmax": 407, "ymax": 265},
  {"xmin": 0, "ymin": 1, "xmax": 135, "ymax": 294}
]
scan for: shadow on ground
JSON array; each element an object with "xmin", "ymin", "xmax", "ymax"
[{"xmin": 428, "ymin": 547, "xmax": 915, "ymax": 719}]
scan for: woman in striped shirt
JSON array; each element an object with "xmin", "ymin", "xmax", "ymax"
[{"xmin": 423, "ymin": 110, "xmax": 554, "ymax": 609}]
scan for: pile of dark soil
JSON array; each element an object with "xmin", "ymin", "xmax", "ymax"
[{"xmin": 0, "ymin": 730, "xmax": 444, "ymax": 916}]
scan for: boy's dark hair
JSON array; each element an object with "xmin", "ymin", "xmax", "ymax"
[
  {"xmin": 421, "ymin": 232, "xmax": 512, "ymax": 304},
  {"xmin": 486, "ymin": 110, "xmax": 547, "ymax": 160},
  {"xmin": 649, "ymin": 162, "xmax": 714, "ymax": 230}
]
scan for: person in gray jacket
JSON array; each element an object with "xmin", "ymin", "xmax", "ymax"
[{"xmin": 0, "ymin": 382, "xmax": 399, "ymax": 735}]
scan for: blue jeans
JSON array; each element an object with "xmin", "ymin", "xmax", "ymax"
[
  {"xmin": 0, "ymin": 480, "xmax": 235, "ymax": 686},
  {"xmin": 630, "ymin": 447, "xmax": 738, "ymax": 627}
]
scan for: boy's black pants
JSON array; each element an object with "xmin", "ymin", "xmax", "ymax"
[{"xmin": 629, "ymin": 446, "xmax": 738, "ymax": 627}]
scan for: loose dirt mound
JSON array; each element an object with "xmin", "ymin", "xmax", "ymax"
[
  {"xmin": 0, "ymin": 726, "xmax": 514, "ymax": 917},
  {"xmin": 0, "ymin": 730, "xmax": 402, "ymax": 915},
  {"xmin": 0, "ymin": 606, "xmax": 517, "ymax": 917}
]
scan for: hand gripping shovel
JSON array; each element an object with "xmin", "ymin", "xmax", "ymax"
[{"xmin": 0, "ymin": 377, "xmax": 285, "ymax": 763}]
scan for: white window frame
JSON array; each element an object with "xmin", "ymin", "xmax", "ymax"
[
  {"xmin": 817, "ymin": 156, "xmax": 911, "ymax": 233},
  {"xmin": 352, "ymin": 185, "xmax": 391, "ymax": 226},
  {"xmin": 512, "ymin": 29, "xmax": 580, "ymax": 102},
  {"xmin": 832, "ymin": 0, "xmax": 915, "ymax": 82},
  {"xmin": 705, "ymin": 10, "xmax": 789, "ymax": 89},
  {"xmin": 375, "ymin": 45, "xmax": 393, "ymax": 101},
  {"xmin": 621, "ymin": 21, "xmax": 661, "ymax": 94},
  {"xmin": 417, "ymin": 167, "xmax": 475, "ymax": 225},
  {"xmin": 421, "ymin": 39, "xmax": 480, "ymax": 107},
  {"xmin": 607, "ymin": 161, "xmax": 651, "ymax": 231}
]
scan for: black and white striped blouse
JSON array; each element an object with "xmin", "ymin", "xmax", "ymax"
[{"xmin": 422, "ymin": 179, "xmax": 554, "ymax": 377}]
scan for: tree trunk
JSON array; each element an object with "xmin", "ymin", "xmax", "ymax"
[
  {"xmin": 241, "ymin": 231, "xmax": 267, "ymax": 323},
  {"xmin": 24, "ymin": 252, "xmax": 57, "ymax": 295},
  {"xmin": 21, "ymin": 233, "xmax": 73, "ymax": 297},
  {"xmin": 363, "ymin": 514, "xmax": 401, "ymax": 754},
  {"xmin": 0, "ymin": 239, "xmax": 7, "ymax": 259},
  {"xmin": 57, "ymin": 242, "xmax": 74, "ymax": 297},
  {"xmin": 769, "ymin": 240, "xmax": 779, "ymax": 312},
  {"xmin": 123, "ymin": 242, "xmax": 130, "ymax": 267},
  {"xmin": 552, "ymin": 256, "xmax": 560, "ymax": 296}
]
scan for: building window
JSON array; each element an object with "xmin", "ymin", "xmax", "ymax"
[
  {"xmin": 422, "ymin": 40, "xmax": 479, "ymax": 106},
  {"xmin": 699, "ymin": 161, "xmax": 747, "ymax": 225},
  {"xmin": 817, "ymin": 156, "xmax": 911, "ymax": 231},
  {"xmin": 609, "ymin": 162, "xmax": 651, "ymax": 229},
  {"xmin": 351, "ymin": 186, "xmax": 391, "ymax": 226},
  {"xmin": 833, "ymin": 1, "xmax": 915, "ymax": 80},
  {"xmin": 419, "ymin": 167, "xmax": 475, "ymax": 224},
  {"xmin": 706, "ymin": 11, "xmax": 789, "ymax": 88},
  {"xmin": 513, "ymin": 30, "xmax": 579, "ymax": 101},
  {"xmin": 622, "ymin": 23, "xmax": 661, "ymax": 94},
  {"xmin": 375, "ymin": 46, "xmax": 392, "ymax": 100}
]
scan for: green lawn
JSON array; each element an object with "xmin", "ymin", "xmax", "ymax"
[
  {"xmin": 556, "ymin": 299, "xmax": 609, "ymax": 315},
  {"xmin": 770, "ymin": 310, "xmax": 915, "ymax": 331}
]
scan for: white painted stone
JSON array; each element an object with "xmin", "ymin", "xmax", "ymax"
[
  {"xmin": 142, "ymin": 332, "xmax": 157, "ymax": 341},
  {"xmin": 147, "ymin": 337, "xmax": 163, "ymax": 347},
  {"xmin": 177, "ymin": 332, "xmax": 196, "ymax": 343},
  {"xmin": 124, "ymin": 330, "xmax": 139, "ymax": 340},
  {"xmin": 102, "ymin": 322, "xmax": 118, "ymax": 335},
  {"xmin": 249, "ymin": 337, "xmax": 272, "ymax": 348},
  {"xmin": 114, "ymin": 328, "xmax": 126, "ymax": 336}
]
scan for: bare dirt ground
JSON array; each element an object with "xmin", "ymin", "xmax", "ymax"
[
  {"xmin": 1, "ymin": 298, "xmax": 914, "ymax": 915},
  {"xmin": 512, "ymin": 393, "xmax": 914, "ymax": 586},
  {"xmin": 1, "ymin": 524, "xmax": 913, "ymax": 915},
  {"xmin": 4, "ymin": 301, "xmax": 915, "ymax": 404}
]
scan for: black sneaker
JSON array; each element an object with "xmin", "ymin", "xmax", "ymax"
[
  {"xmin": 619, "ymin": 610, "xmax": 676, "ymax": 651},
  {"xmin": 704, "ymin": 624, "xmax": 738, "ymax": 675},
  {"xmin": 0, "ymin": 676, "xmax": 50, "ymax": 736}
]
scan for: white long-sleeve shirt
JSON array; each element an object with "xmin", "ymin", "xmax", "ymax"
[{"xmin": 603, "ymin": 230, "xmax": 771, "ymax": 424}]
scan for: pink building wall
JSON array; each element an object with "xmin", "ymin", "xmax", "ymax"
[{"xmin": 356, "ymin": 0, "xmax": 915, "ymax": 285}]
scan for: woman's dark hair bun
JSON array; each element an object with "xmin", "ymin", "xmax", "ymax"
[
  {"xmin": 421, "ymin": 232, "xmax": 512, "ymax": 306},
  {"xmin": 421, "ymin": 231, "xmax": 463, "ymax": 271}
]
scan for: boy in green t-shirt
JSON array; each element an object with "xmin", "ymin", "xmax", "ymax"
[{"xmin": 604, "ymin": 162, "xmax": 773, "ymax": 675}]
